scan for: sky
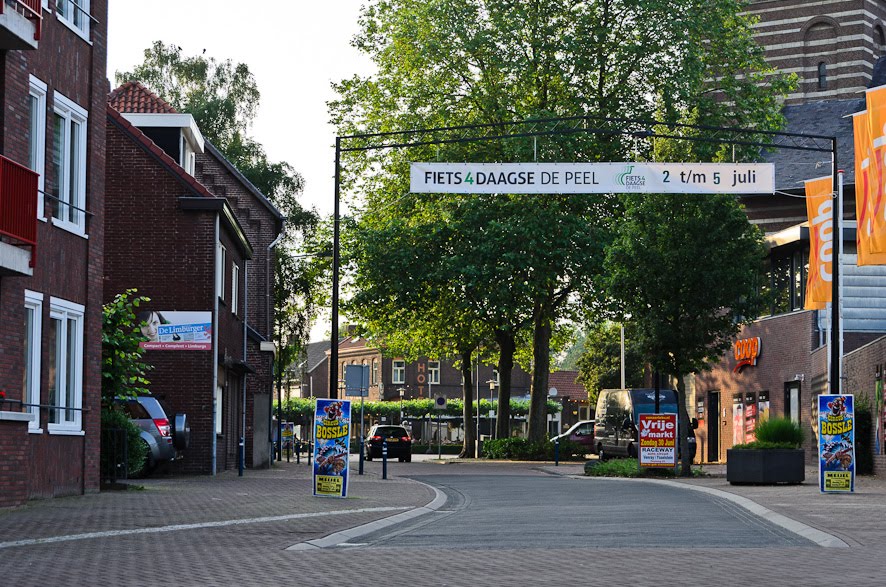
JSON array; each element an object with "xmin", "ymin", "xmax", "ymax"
[{"xmin": 106, "ymin": 0, "xmax": 375, "ymax": 217}]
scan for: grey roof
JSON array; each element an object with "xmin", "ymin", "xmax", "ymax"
[
  {"xmin": 761, "ymin": 99, "xmax": 862, "ymax": 192},
  {"xmin": 304, "ymin": 341, "xmax": 330, "ymax": 373}
]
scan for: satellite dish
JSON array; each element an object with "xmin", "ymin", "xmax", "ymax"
[{"xmin": 548, "ymin": 387, "xmax": 558, "ymax": 396}]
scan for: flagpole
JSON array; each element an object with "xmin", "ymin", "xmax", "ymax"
[{"xmin": 836, "ymin": 170, "xmax": 844, "ymax": 395}]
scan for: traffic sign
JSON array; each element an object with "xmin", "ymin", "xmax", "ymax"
[{"xmin": 433, "ymin": 395, "xmax": 447, "ymax": 410}]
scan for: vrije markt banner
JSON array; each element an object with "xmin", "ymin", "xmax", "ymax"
[
  {"xmin": 638, "ymin": 413, "xmax": 677, "ymax": 468},
  {"xmin": 313, "ymin": 399, "xmax": 352, "ymax": 498},
  {"xmin": 818, "ymin": 394, "xmax": 856, "ymax": 493}
]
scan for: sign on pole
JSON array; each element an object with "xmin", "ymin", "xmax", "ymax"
[
  {"xmin": 313, "ymin": 399, "xmax": 351, "ymax": 498},
  {"xmin": 433, "ymin": 395, "xmax": 447, "ymax": 410},
  {"xmin": 344, "ymin": 364, "xmax": 369, "ymax": 397},
  {"xmin": 411, "ymin": 162, "xmax": 775, "ymax": 195},
  {"xmin": 638, "ymin": 413, "xmax": 677, "ymax": 468},
  {"xmin": 818, "ymin": 394, "xmax": 855, "ymax": 493}
]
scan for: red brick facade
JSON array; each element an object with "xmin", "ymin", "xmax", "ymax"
[{"xmin": 0, "ymin": 4, "xmax": 107, "ymax": 506}]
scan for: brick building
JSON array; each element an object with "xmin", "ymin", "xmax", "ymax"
[
  {"xmin": 0, "ymin": 2, "xmax": 107, "ymax": 507},
  {"xmin": 691, "ymin": 1, "xmax": 886, "ymax": 465},
  {"xmin": 104, "ymin": 82, "xmax": 282, "ymax": 474}
]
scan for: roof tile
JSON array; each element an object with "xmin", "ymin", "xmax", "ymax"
[{"xmin": 108, "ymin": 81, "xmax": 178, "ymax": 114}]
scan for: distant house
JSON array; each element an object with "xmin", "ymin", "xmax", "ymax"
[
  {"xmin": 0, "ymin": 1, "xmax": 108, "ymax": 507},
  {"xmin": 105, "ymin": 82, "xmax": 282, "ymax": 474}
]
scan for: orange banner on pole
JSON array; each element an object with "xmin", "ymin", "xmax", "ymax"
[
  {"xmin": 805, "ymin": 176, "xmax": 833, "ymax": 309},
  {"xmin": 865, "ymin": 86, "xmax": 886, "ymax": 254},
  {"xmin": 852, "ymin": 112, "xmax": 886, "ymax": 265}
]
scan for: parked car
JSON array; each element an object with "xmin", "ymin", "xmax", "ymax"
[
  {"xmin": 552, "ymin": 420, "xmax": 595, "ymax": 452},
  {"xmin": 117, "ymin": 395, "xmax": 190, "ymax": 475},
  {"xmin": 364, "ymin": 425, "xmax": 412, "ymax": 462},
  {"xmin": 592, "ymin": 389, "xmax": 697, "ymax": 461}
]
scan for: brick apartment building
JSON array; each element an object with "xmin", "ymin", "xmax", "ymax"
[
  {"xmin": 691, "ymin": 0, "xmax": 886, "ymax": 465},
  {"xmin": 0, "ymin": 1, "xmax": 108, "ymax": 507},
  {"xmin": 104, "ymin": 82, "xmax": 283, "ymax": 475}
]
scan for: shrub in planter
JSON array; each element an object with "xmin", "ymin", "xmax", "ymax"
[
  {"xmin": 728, "ymin": 418, "xmax": 805, "ymax": 485},
  {"xmin": 483, "ymin": 437, "xmax": 584, "ymax": 460}
]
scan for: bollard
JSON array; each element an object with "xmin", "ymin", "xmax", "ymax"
[
  {"xmin": 296, "ymin": 440, "xmax": 301, "ymax": 465},
  {"xmin": 555, "ymin": 438, "xmax": 560, "ymax": 466},
  {"xmin": 359, "ymin": 439, "xmax": 365, "ymax": 475},
  {"xmin": 382, "ymin": 440, "xmax": 388, "ymax": 480}
]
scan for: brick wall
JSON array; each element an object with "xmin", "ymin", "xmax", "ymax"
[
  {"xmin": 0, "ymin": 419, "xmax": 30, "ymax": 507},
  {"xmin": 0, "ymin": 2, "xmax": 107, "ymax": 501}
]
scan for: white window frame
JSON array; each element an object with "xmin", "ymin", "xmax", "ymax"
[
  {"xmin": 47, "ymin": 297, "xmax": 84, "ymax": 434},
  {"xmin": 180, "ymin": 131, "xmax": 196, "ymax": 176},
  {"xmin": 28, "ymin": 76, "xmax": 47, "ymax": 221},
  {"xmin": 216, "ymin": 243, "xmax": 226, "ymax": 302},
  {"xmin": 372, "ymin": 359, "xmax": 378, "ymax": 385},
  {"xmin": 392, "ymin": 360, "xmax": 405, "ymax": 384},
  {"xmin": 428, "ymin": 361, "xmax": 440, "ymax": 385},
  {"xmin": 50, "ymin": 91, "xmax": 88, "ymax": 235},
  {"xmin": 493, "ymin": 369, "xmax": 500, "ymax": 386},
  {"xmin": 55, "ymin": 0, "xmax": 90, "ymax": 40},
  {"xmin": 24, "ymin": 290, "xmax": 43, "ymax": 432},
  {"xmin": 231, "ymin": 263, "xmax": 239, "ymax": 315},
  {"xmin": 215, "ymin": 386, "xmax": 223, "ymax": 435}
]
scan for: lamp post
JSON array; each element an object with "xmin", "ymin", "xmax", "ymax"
[
  {"xmin": 399, "ymin": 387, "xmax": 405, "ymax": 424},
  {"xmin": 487, "ymin": 379, "xmax": 497, "ymax": 440}
]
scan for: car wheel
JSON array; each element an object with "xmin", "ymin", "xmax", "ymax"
[{"xmin": 405, "ymin": 453, "xmax": 412, "ymax": 463}]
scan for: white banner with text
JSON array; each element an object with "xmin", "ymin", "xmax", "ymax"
[{"xmin": 410, "ymin": 162, "xmax": 775, "ymax": 194}]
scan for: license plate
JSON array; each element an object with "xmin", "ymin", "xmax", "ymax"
[{"xmin": 387, "ymin": 438, "xmax": 399, "ymax": 442}]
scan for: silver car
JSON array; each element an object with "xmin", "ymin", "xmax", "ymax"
[{"xmin": 119, "ymin": 395, "xmax": 189, "ymax": 474}]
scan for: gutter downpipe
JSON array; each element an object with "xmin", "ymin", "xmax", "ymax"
[
  {"xmin": 239, "ymin": 259, "xmax": 249, "ymax": 476},
  {"xmin": 212, "ymin": 215, "xmax": 220, "ymax": 476},
  {"xmin": 267, "ymin": 231, "xmax": 285, "ymax": 462}
]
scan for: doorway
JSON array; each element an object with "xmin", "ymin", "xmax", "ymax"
[
  {"xmin": 707, "ymin": 391, "xmax": 720, "ymax": 462},
  {"xmin": 784, "ymin": 382, "xmax": 801, "ymax": 424}
]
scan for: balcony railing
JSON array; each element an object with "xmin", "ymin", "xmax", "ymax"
[
  {"xmin": 0, "ymin": 0, "xmax": 43, "ymax": 41},
  {"xmin": 0, "ymin": 154, "xmax": 38, "ymax": 266}
]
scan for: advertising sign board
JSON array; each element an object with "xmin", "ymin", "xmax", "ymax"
[
  {"xmin": 138, "ymin": 310, "xmax": 212, "ymax": 350},
  {"xmin": 313, "ymin": 399, "xmax": 352, "ymax": 498},
  {"xmin": 818, "ymin": 394, "xmax": 855, "ymax": 493},
  {"xmin": 638, "ymin": 413, "xmax": 677, "ymax": 468},
  {"xmin": 411, "ymin": 162, "xmax": 775, "ymax": 195}
]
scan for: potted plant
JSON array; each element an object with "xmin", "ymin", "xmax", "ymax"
[{"xmin": 727, "ymin": 418, "xmax": 805, "ymax": 485}]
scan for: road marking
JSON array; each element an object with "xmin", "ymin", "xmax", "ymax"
[
  {"xmin": 0, "ymin": 507, "xmax": 409, "ymax": 550},
  {"xmin": 578, "ymin": 476, "xmax": 849, "ymax": 548},
  {"xmin": 287, "ymin": 483, "xmax": 447, "ymax": 550}
]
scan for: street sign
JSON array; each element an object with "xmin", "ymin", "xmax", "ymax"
[
  {"xmin": 344, "ymin": 365, "xmax": 369, "ymax": 397},
  {"xmin": 433, "ymin": 395, "xmax": 447, "ymax": 410}
]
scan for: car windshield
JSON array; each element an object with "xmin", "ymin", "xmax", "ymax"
[{"xmin": 373, "ymin": 427, "xmax": 408, "ymax": 437}]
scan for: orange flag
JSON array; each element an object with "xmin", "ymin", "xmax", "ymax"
[
  {"xmin": 865, "ymin": 86, "xmax": 886, "ymax": 254},
  {"xmin": 853, "ymin": 112, "xmax": 886, "ymax": 264},
  {"xmin": 805, "ymin": 176, "xmax": 834, "ymax": 309}
]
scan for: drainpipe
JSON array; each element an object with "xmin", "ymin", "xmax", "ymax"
[
  {"xmin": 267, "ymin": 231, "xmax": 284, "ymax": 463},
  {"xmin": 239, "ymin": 259, "xmax": 248, "ymax": 477},
  {"xmin": 212, "ymin": 215, "xmax": 220, "ymax": 476}
]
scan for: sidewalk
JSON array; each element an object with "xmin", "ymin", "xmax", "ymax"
[{"xmin": 0, "ymin": 459, "xmax": 433, "ymax": 547}]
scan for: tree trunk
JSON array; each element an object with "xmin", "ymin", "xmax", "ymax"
[
  {"xmin": 676, "ymin": 374, "xmax": 692, "ymax": 477},
  {"xmin": 495, "ymin": 329, "xmax": 516, "ymax": 440},
  {"xmin": 528, "ymin": 306, "xmax": 552, "ymax": 443},
  {"xmin": 459, "ymin": 348, "xmax": 476, "ymax": 458}
]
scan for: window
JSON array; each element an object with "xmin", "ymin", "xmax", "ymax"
[
  {"xmin": 392, "ymin": 360, "xmax": 405, "ymax": 384},
  {"xmin": 50, "ymin": 92, "xmax": 87, "ymax": 234},
  {"xmin": 24, "ymin": 291, "xmax": 43, "ymax": 431},
  {"xmin": 55, "ymin": 0, "xmax": 90, "ymax": 38},
  {"xmin": 215, "ymin": 386, "xmax": 223, "ymax": 435},
  {"xmin": 28, "ymin": 76, "xmax": 47, "ymax": 219},
  {"xmin": 216, "ymin": 243, "xmax": 226, "ymax": 301},
  {"xmin": 492, "ymin": 369, "xmax": 500, "ymax": 386},
  {"xmin": 765, "ymin": 249, "xmax": 808, "ymax": 315},
  {"xmin": 428, "ymin": 361, "xmax": 440, "ymax": 384},
  {"xmin": 47, "ymin": 297, "xmax": 84, "ymax": 433},
  {"xmin": 180, "ymin": 132, "xmax": 196, "ymax": 176},
  {"xmin": 372, "ymin": 359, "xmax": 378, "ymax": 385},
  {"xmin": 818, "ymin": 62, "xmax": 827, "ymax": 90},
  {"xmin": 231, "ymin": 263, "xmax": 239, "ymax": 315}
]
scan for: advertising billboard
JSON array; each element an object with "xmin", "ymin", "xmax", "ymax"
[
  {"xmin": 818, "ymin": 394, "xmax": 855, "ymax": 493},
  {"xmin": 138, "ymin": 310, "xmax": 212, "ymax": 350},
  {"xmin": 638, "ymin": 413, "xmax": 677, "ymax": 468},
  {"xmin": 313, "ymin": 399, "xmax": 352, "ymax": 498}
]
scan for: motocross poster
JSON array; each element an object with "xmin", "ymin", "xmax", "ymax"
[
  {"xmin": 313, "ymin": 399, "xmax": 352, "ymax": 498},
  {"xmin": 818, "ymin": 394, "xmax": 855, "ymax": 493}
]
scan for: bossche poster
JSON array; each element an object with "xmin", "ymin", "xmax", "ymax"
[
  {"xmin": 313, "ymin": 399, "xmax": 352, "ymax": 498},
  {"xmin": 818, "ymin": 394, "xmax": 855, "ymax": 493}
]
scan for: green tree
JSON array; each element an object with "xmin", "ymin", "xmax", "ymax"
[
  {"xmin": 575, "ymin": 322, "xmax": 645, "ymax": 409},
  {"xmin": 603, "ymin": 193, "xmax": 769, "ymax": 475},
  {"xmin": 101, "ymin": 289, "xmax": 152, "ymax": 405},
  {"xmin": 331, "ymin": 0, "xmax": 792, "ymax": 443}
]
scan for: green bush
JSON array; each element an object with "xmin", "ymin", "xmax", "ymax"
[
  {"xmin": 101, "ymin": 408, "xmax": 147, "ymax": 479},
  {"xmin": 752, "ymin": 417, "xmax": 804, "ymax": 448},
  {"xmin": 585, "ymin": 458, "xmax": 703, "ymax": 478},
  {"xmin": 731, "ymin": 440, "xmax": 797, "ymax": 450},
  {"xmin": 482, "ymin": 437, "xmax": 585, "ymax": 460}
]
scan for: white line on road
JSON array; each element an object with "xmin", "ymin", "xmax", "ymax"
[{"xmin": 0, "ymin": 507, "xmax": 410, "ymax": 550}]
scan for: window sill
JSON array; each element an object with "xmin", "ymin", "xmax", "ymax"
[
  {"xmin": 29, "ymin": 427, "xmax": 44, "ymax": 434},
  {"xmin": 47, "ymin": 427, "xmax": 85, "ymax": 436},
  {"xmin": 50, "ymin": 217, "xmax": 88, "ymax": 239},
  {"xmin": 0, "ymin": 411, "xmax": 35, "ymax": 423}
]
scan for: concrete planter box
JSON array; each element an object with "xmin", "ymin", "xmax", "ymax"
[{"xmin": 726, "ymin": 449, "xmax": 805, "ymax": 485}]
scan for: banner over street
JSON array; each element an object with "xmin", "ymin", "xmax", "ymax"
[{"xmin": 411, "ymin": 162, "xmax": 775, "ymax": 194}]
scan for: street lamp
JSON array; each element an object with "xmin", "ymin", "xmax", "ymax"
[{"xmin": 486, "ymin": 379, "xmax": 497, "ymax": 440}]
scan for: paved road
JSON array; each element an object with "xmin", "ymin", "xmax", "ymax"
[{"xmin": 358, "ymin": 474, "xmax": 812, "ymax": 549}]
